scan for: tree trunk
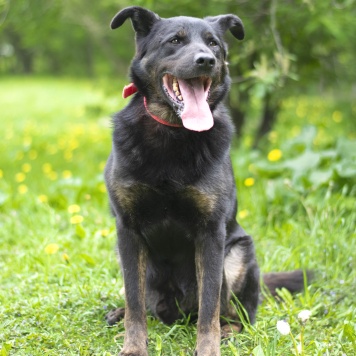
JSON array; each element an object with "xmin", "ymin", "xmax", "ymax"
[
  {"xmin": 4, "ymin": 29, "xmax": 34, "ymax": 74},
  {"xmin": 253, "ymin": 93, "xmax": 280, "ymax": 148}
]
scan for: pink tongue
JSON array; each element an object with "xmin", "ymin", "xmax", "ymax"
[{"xmin": 178, "ymin": 78, "xmax": 214, "ymax": 132}]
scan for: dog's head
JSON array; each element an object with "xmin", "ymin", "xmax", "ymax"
[{"xmin": 111, "ymin": 6, "xmax": 244, "ymax": 131}]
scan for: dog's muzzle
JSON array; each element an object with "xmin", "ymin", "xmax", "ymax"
[{"xmin": 162, "ymin": 74, "xmax": 213, "ymax": 132}]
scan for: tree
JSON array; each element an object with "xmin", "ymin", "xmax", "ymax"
[
  {"xmin": 226, "ymin": 0, "xmax": 356, "ymax": 145},
  {"xmin": 1, "ymin": 0, "xmax": 354, "ymax": 143}
]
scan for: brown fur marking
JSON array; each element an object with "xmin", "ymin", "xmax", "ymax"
[
  {"xmin": 113, "ymin": 182, "xmax": 155, "ymax": 212},
  {"xmin": 223, "ymin": 244, "xmax": 247, "ymax": 317},
  {"xmin": 184, "ymin": 186, "xmax": 218, "ymax": 216},
  {"xmin": 120, "ymin": 246, "xmax": 148, "ymax": 356},
  {"xmin": 195, "ymin": 247, "xmax": 222, "ymax": 356}
]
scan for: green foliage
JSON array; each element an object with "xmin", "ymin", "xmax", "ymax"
[
  {"xmin": 1, "ymin": 78, "xmax": 355, "ymax": 355},
  {"xmin": 1, "ymin": 0, "xmax": 354, "ymax": 142},
  {"xmin": 1, "ymin": 0, "xmax": 355, "ymax": 86},
  {"xmin": 0, "ymin": 0, "xmax": 136, "ymax": 75},
  {"xmin": 254, "ymin": 125, "xmax": 356, "ymax": 192}
]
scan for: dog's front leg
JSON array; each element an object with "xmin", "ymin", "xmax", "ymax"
[
  {"xmin": 117, "ymin": 224, "xmax": 148, "ymax": 356},
  {"xmin": 195, "ymin": 226, "xmax": 225, "ymax": 356}
]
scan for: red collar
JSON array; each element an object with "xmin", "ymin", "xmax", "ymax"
[{"xmin": 122, "ymin": 83, "xmax": 182, "ymax": 128}]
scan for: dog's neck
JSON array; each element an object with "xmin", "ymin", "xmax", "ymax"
[
  {"xmin": 143, "ymin": 98, "xmax": 182, "ymax": 128},
  {"xmin": 122, "ymin": 83, "xmax": 183, "ymax": 128}
]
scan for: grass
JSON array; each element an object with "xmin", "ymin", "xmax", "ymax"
[{"xmin": 0, "ymin": 77, "xmax": 355, "ymax": 355}]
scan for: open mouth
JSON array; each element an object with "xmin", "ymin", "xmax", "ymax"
[{"xmin": 162, "ymin": 74, "xmax": 214, "ymax": 132}]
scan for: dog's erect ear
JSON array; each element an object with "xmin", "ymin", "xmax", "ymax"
[
  {"xmin": 205, "ymin": 15, "xmax": 244, "ymax": 40},
  {"xmin": 110, "ymin": 6, "xmax": 160, "ymax": 36}
]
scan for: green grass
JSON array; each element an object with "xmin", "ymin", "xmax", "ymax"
[{"xmin": 0, "ymin": 77, "xmax": 355, "ymax": 355}]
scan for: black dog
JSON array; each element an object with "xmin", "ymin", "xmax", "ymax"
[{"xmin": 105, "ymin": 7, "xmax": 306, "ymax": 356}]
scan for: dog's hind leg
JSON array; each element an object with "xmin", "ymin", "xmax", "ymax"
[
  {"xmin": 220, "ymin": 228, "xmax": 260, "ymax": 337},
  {"xmin": 106, "ymin": 307, "xmax": 125, "ymax": 326}
]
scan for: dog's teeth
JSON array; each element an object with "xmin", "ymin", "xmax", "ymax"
[
  {"xmin": 173, "ymin": 78, "xmax": 182, "ymax": 100},
  {"xmin": 172, "ymin": 77, "xmax": 183, "ymax": 98},
  {"xmin": 163, "ymin": 76, "xmax": 184, "ymax": 114},
  {"xmin": 174, "ymin": 86, "xmax": 183, "ymax": 101}
]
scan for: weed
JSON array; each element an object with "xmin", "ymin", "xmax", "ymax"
[{"xmin": 0, "ymin": 78, "xmax": 355, "ymax": 355}]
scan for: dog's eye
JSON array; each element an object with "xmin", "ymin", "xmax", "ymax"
[
  {"xmin": 170, "ymin": 38, "xmax": 181, "ymax": 45},
  {"xmin": 209, "ymin": 40, "xmax": 218, "ymax": 47}
]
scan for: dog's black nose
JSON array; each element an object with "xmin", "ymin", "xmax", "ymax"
[{"xmin": 195, "ymin": 54, "xmax": 215, "ymax": 68}]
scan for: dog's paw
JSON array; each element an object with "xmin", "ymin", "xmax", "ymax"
[
  {"xmin": 118, "ymin": 351, "xmax": 148, "ymax": 356},
  {"xmin": 194, "ymin": 350, "xmax": 220, "ymax": 356},
  {"xmin": 105, "ymin": 307, "xmax": 125, "ymax": 325},
  {"xmin": 220, "ymin": 323, "xmax": 242, "ymax": 339},
  {"xmin": 194, "ymin": 343, "xmax": 221, "ymax": 356}
]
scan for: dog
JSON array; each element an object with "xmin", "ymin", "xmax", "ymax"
[{"xmin": 104, "ymin": 7, "xmax": 307, "ymax": 356}]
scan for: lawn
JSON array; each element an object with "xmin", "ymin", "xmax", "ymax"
[{"xmin": 0, "ymin": 77, "xmax": 355, "ymax": 355}]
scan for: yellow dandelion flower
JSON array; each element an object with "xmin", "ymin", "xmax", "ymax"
[
  {"xmin": 15, "ymin": 172, "xmax": 26, "ymax": 182},
  {"xmin": 70, "ymin": 215, "xmax": 84, "ymax": 224},
  {"xmin": 244, "ymin": 177, "xmax": 255, "ymax": 187},
  {"xmin": 68, "ymin": 204, "xmax": 81, "ymax": 214},
  {"xmin": 100, "ymin": 229, "xmax": 110, "ymax": 237},
  {"xmin": 62, "ymin": 253, "xmax": 70, "ymax": 262},
  {"xmin": 42, "ymin": 163, "xmax": 52, "ymax": 174},
  {"xmin": 238, "ymin": 209, "xmax": 249, "ymax": 219},
  {"xmin": 38, "ymin": 194, "xmax": 48, "ymax": 203},
  {"xmin": 85, "ymin": 194, "xmax": 91, "ymax": 200},
  {"xmin": 69, "ymin": 139, "xmax": 79, "ymax": 150},
  {"xmin": 268, "ymin": 149, "xmax": 282, "ymax": 162},
  {"xmin": 62, "ymin": 170, "xmax": 72, "ymax": 179},
  {"xmin": 45, "ymin": 243, "xmax": 59, "ymax": 255},
  {"xmin": 74, "ymin": 125, "xmax": 84, "ymax": 135},
  {"xmin": 28, "ymin": 149, "xmax": 38, "ymax": 160},
  {"xmin": 18, "ymin": 184, "xmax": 28, "ymax": 194},
  {"xmin": 99, "ymin": 183, "xmax": 107, "ymax": 193},
  {"xmin": 0, "ymin": 169, "xmax": 3, "ymax": 179},
  {"xmin": 22, "ymin": 163, "xmax": 32, "ymax": 173},
  {"xmin": 332, "ymin": 111, "xmax": 343, "ymax": 123}
]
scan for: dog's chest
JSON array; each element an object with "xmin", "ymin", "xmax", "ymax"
[{"xmin": 113, "ymin": 182, "xmax": 217, "ymax": 227}]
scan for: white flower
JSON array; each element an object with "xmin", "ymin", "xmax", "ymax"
[
  {"xmin": 297, "ymin": 343, "xmax": 302, "ymax": 353},
  {"xmin": 277, "ymin": 320, "xmax": 291, "ymax": 335},
  {"xmin": 298, "ymin": 310, "xmax": 312, "ymax": 323}
]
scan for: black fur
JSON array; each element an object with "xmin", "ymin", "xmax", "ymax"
[{"xmin": 104, "ymin": 7, "xmax": 306, "ymax": 356}]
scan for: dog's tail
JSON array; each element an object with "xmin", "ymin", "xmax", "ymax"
[{"xmin": 262, "ymin": 270, "xmax": 312, "ymax": 297}]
